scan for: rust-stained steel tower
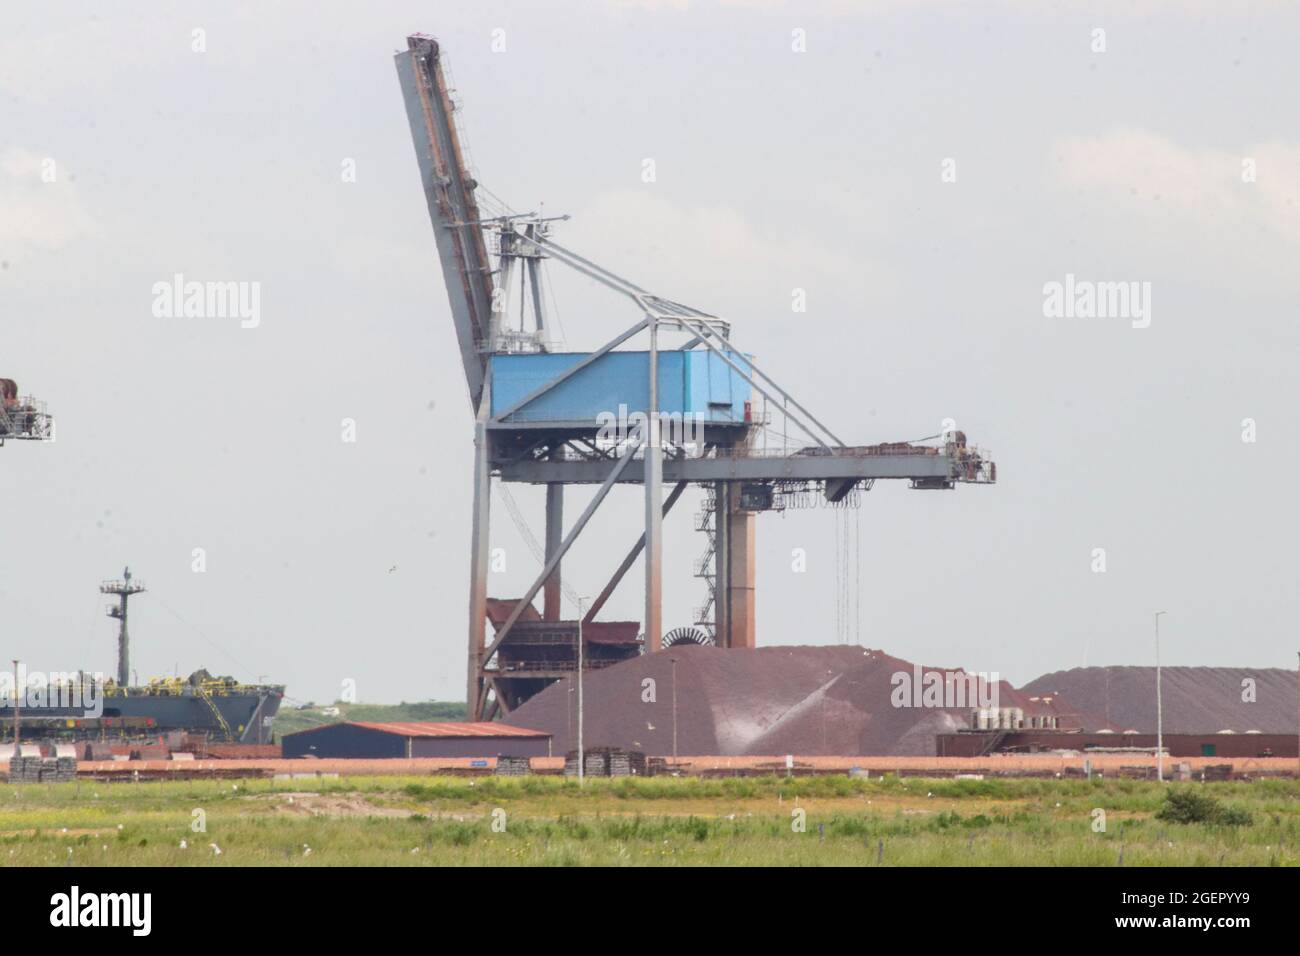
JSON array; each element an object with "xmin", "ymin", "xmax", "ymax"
[
  {"xmin": 101, "ymin": 567, "xmax": 146, "ymax": 686},
  {"xmin": 394, "ymin": 34, "xmax": 996, "ymax": 721}
]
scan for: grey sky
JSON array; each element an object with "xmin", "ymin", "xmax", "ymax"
[{"xmin": 3, "ymin": 1, "xmax": 1297, "ymax": 705}]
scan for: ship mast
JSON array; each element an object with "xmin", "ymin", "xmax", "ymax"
[{"xmin": 100, "ymin": 567, "xmax": 146, "ymax": 686}]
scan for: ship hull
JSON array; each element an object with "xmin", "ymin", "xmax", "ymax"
[{"xmin": 0, "ymin": 688, "xmax": 284, "ymax": 743}]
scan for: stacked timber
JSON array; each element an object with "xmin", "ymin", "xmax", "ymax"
[
  {"xmin": 563, "ymin": 748, "xmax": 645, "ymax": 777},
  {"xmin": 494, "ymin": 755, "xmax": 532, "ymax": 776}
]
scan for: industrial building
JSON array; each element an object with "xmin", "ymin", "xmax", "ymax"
[{"xmin": 282, "ymin": 721, "xmax": 552, "ymax": 759}]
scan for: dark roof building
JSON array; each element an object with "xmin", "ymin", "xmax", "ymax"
[{"xmin": 282, "ymin": 721, "xmax": 552, "ymax": 759}]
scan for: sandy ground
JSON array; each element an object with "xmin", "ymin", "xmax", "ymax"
[{"xmin": 257, "ymin": 791, "xmax": 412, "ymax": 818}]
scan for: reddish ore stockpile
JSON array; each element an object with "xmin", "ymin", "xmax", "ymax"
[
  {"xmin": 1023, "ymin": 666, "xmax": 1298, "ymax": 735},
  {"xmin": 508, "ymin": 645, "xmax": 1058, "ymax": 757}
]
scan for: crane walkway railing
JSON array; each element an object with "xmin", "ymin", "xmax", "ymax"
[{"xmin": 0, "ymin": 397, "xmax": 53, "ymax": 443}]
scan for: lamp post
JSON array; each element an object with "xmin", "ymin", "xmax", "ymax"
[
  {"xmin": 1155, "ymin": 611, "xmax": 1166, "ymax": 782},
  {"xmin": 11, "ymin": 659, "xmax": 19, "ymax": 754}
]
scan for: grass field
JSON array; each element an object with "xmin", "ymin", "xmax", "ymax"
[{"xmin": 3, "ymin": 774, "xmax": 1296, "ymax": 866}]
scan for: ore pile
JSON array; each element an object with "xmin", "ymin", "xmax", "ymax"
[
  {"xmin": 509, "ymin": 645, "xmax": 1046, "ymax": 757},
  {"xmin": 1023, "ymin": 666, "xmax": 1298, "ymax": 734}
]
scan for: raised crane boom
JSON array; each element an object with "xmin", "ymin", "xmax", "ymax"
[{"xmin": 395, "ymin": 35, "xmax": 496, "ymax": 412}]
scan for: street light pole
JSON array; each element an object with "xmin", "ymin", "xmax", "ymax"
[
  {"xmin": 1155, "ymin": 611, "xmax": 1166, "ymax": 782},
  {"xmin": 11, "ymin": 659, "xmax": 19, "ymax": 754}
]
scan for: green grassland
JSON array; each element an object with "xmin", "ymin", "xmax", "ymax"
[{"xmin": 2, "ymin": 775, "xmax": 1296, "ymax": 866}]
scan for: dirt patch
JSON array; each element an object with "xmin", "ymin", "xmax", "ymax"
[{"xmin": 255, "ymin": 791, "xmax": 411, "ymax": 819}]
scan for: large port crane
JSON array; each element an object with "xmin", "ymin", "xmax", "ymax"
[{"xmin": 394, "ymin": 34, "xmax": 995, "ymax": 720}]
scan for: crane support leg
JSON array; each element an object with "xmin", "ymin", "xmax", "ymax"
[
  {"xmin": 726, "ymin": 505, "xmax": 756, "ymax": 649},
  {"xmin": 644, "ymin": 320, "xmax": 663, "ymax": 653},
  {"xmin": 543, "ymin": 484, "xmax": 563, "ymax": 621},
  {"xmin": 714, "ymin": 481, "xmax": 731, "ymax": 645},
  {"xmin": 467, "ymin": 389, "xmax": 492, "ymax": 720}
]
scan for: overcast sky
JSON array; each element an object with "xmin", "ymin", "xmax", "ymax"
[{"xmin": 3, "ymin": 1, "xmax": 1297, "ymax": 705}]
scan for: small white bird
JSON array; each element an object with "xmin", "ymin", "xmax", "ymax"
[
  {"xmin": 179, "ymin": 839, "xmax": 188, "ymax": 849},
  {"xmin": 210, "ymin": 843, "xmax": 222, "ymax": 855},
  {"xmin": 303, "ymin": 845, "xmax": 312, "ymax": 857}
]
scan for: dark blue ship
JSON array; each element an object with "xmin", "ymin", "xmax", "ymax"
[{"xmin": 0, "ymin": 569, "xmax": 283, "ymax": 744}]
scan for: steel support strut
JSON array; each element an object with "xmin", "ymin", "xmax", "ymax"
[
  {"xmin": 584, "ymin": 482, "xmax": 687, "ymax": 624},
  {"xmin": 644, "ymin": 319, "xmax": 663, "ymax": 653},
  {"xmin": 482, "ymin": 430, "xmax": 646, "ymax": 668}
]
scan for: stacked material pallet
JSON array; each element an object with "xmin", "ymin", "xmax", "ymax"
[
  {"xmin": 564, "ymin": 748, "xmax": 645, "ymax": 777},
  {"xmin": 8, "ymin": 748, "xmax": 76, "ymax": 783},
  {"xmin": 494, "ymin": 755, "xmax": 532, "ymax": 776},
  {"xmin": 607, "ymin": 750, "xmax": 646, "ymax": 777},
  {"xmin": 583, "ymin": 750, "xmax": 607, "ymax": 776},
  {"xmin": 55, "ymin": 745, "xmax": 77, "ymax": 780},
  {"xmin": 564, "ymin": 749, "xmax": 607, "ymax": 776}
]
